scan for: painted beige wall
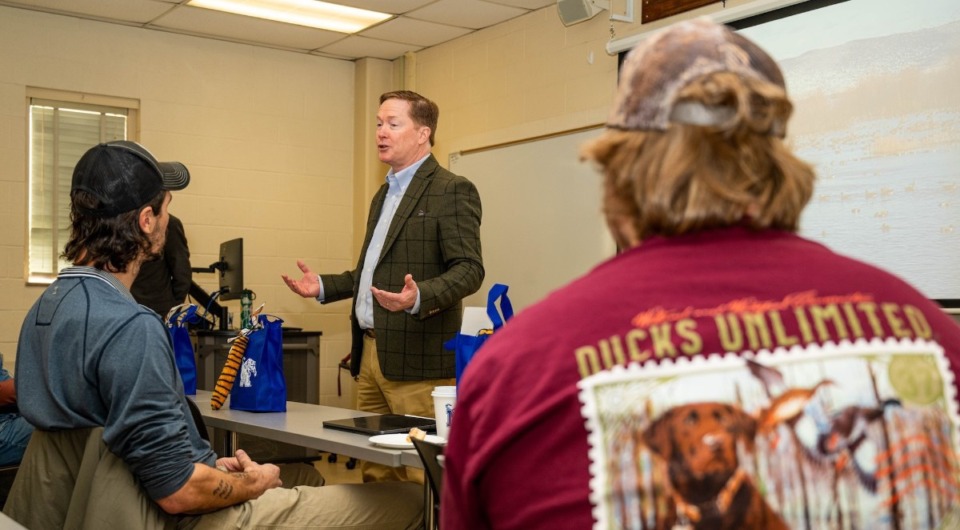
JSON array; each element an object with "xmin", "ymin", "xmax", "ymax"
[
  {"xmin": 0, "ymin": 6, "xmax": 375, "ymax": 408},
  {"xmin": 413, "ymin": 7, "xmax": 615, "ymax": 165},
  {"xmin": 408, "ymin": 2, "xmax": 739, "ymax": 163}
]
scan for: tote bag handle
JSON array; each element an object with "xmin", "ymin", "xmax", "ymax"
[{"xmin": 486, "ymin": 283, "xmax": 513, "ymax": 331}]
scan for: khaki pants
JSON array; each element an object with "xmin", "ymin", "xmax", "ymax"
[
  {"xmin": 358, "ymin": 334, "xmax": 454, "ymax": 483},
  {"xmin": 188, "ymin": 482, "xmax": 423, "ymax": 530},
  {"xmin": 4, "ymin": 428, "xmax": 423, "ymax": 530}
]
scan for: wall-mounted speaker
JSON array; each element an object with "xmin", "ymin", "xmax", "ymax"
[{"xmin": 557, "ymin": 0, "xmax": 608, "ymax": 26}]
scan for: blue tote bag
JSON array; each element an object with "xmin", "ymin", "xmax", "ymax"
[
  {"xmin": 230, "ymin": 314, "xmax": 287, "ymax": 412},
  {"xmin": 445, "ymin": 283, "xmax": 513, "ymax": 387},
  {"xmin": 167, "ymin": 304, "xmax": 200, "ymax": 395}
]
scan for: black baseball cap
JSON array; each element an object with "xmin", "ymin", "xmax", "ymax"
[{"xmin": 71, "ymin": 140, "xmax": 190, "ymax": 217}]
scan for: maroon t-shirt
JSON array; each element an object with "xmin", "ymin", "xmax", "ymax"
[{"xmin": 442, "ymin": 227, "xmax": 960, "ymax": 529}]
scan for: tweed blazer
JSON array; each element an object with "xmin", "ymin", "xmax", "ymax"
[{"xmin": 320, "ymin": 154, "xmax": 484, "ymax": 381}]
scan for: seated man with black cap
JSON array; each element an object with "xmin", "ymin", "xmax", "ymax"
[{"xmin": 7, "ymin": 140, "xmax": 422, "ymax": 529}]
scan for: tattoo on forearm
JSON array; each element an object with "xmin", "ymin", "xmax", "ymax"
[
  {"xmin": 212, "ymin": 479, "xmax": 233, "ymax": 499},
  {"xmin": 211, "ymin": 470, "xmax": 251, "ymax": 500}
]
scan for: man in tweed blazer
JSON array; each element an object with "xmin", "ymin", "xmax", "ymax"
[{"xmin": 283, "ymin": 90, "xmax": 483, "ymax": 482}]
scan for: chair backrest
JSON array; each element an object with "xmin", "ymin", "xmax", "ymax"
[
  {"xmin": 0, "ymin": 465, "xmax": 20, "ymax": 510},
  {"xmin": 411, "ymin": 437, "xmax": 444, "ymax": 519},
  {"xmin": 186, "ymin": 396, "xmax": 211, "ymax": 442}
]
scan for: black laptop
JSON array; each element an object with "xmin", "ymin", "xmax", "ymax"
[{"xmin": 323, "ymin": 414, "xmax": 438, "ymax": 436}]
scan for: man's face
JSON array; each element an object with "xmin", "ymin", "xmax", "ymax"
[
  {"xmin": 376, "ymin": 98, "xmax": 430, "ymax": 172},
  {"xmin": 148, "ymin": 192, "xmax": 171, "ymax": 258}
]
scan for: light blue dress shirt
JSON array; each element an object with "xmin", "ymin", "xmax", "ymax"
[{"xmin": 319, "ymin": 154, "xmax": 429, "ymax": 329}]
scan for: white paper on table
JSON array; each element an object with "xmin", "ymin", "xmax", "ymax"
[{"xmin": 461, "ymin": 306, "xmax": 493, "ymax": 335}]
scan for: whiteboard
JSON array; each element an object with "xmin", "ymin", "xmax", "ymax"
[
  {"xmin": 451, "ymin": 128, "xmax": 616, "ymax": 314},
  {"xmin": 738, "ymin": 0, "xmax": 960, "ymax": 300}
]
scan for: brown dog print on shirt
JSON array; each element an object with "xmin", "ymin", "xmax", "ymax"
[{"xmin": 642, "ymin": 402, "xmax": 790, "ymax": 530}]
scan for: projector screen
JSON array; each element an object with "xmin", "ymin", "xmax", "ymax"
[{"xmin": 737, "ymin": 0, "xmax": 960, "ymax": 302}]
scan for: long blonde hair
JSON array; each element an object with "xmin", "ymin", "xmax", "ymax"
[{"xmin": 583, "ymin": 72, "xmax": 815, "ymax": 244}]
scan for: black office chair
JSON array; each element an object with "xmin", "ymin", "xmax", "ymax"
[
  {"xmin": 186, "ymin": 397, "xmax": 211, "ymax": 442},
  {"xmin": 411, "ymin": 437, "xmax": 445, "ymax": 529},
  {"xmin": 0, "ymin": 464, "xmax": 19, "ymax": 508},
  {"xmin": 329, "ymin": 353, "xmax": 358, "ymax": 470}
]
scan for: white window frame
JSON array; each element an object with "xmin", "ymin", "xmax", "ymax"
[{"xmin": 26, "ymin": 88, "xmax": 140, "ymax": 284}]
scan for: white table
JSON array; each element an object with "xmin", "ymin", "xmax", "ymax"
[
  {"xmin": 189, "ymin": 390, "xmax": 423, "ymax": 469},
  {"xmin": 189, "ymin": 390, "xmax": 438, "ymax": 528}
]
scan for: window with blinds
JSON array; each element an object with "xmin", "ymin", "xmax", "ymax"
[{"xmin": 27, "ymin": 90, "xmax": 139, "ymax": 283}]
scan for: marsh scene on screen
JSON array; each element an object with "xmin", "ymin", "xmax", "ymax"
[{"xmin": 740, "ymin": 0, "xmax": 960, "ymax": 300}]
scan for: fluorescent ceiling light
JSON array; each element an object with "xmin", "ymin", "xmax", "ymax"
[{"xmin": 188, "ymin": 0, "xmax": 392, "ymax": 34}]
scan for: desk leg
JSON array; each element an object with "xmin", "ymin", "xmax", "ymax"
[
  {"xmin": 227, "ymin": 431, "xmax": 238, "ymax": 456},
  {"xmin": 214, "ymin": 428, "xmax": 239, "ymax": 457}
]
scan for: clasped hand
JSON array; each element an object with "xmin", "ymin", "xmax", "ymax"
[{"xmin": 216, "ymin": 449, "xmax": 282, "ymax": 494}]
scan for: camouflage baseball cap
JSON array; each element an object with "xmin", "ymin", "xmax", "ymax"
[{"xmin": 607, "ymin": 17, "xmax": 787, "ymax": 137}]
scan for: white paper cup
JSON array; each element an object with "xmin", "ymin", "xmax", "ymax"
[{"xmin": 431, "ymin": 386, "xmax": 457, "ymax": 440}]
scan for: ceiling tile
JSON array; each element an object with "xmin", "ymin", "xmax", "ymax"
[
  {"xmin": 1, "ymin": 0, "xmax": 174, "ymax": 23},
  {"xmin": 4, "ymin": 0, "xmax": 546, "ymax": 60},
  {"xmin": 407, "ymin": 0, "xmax": 528, "ymax": 29},
  {"xmin": 485, "ymin": 0, "xmax": 554, "ymax": 9},
  {"xmin": 317, "ymin": 35, "xmax": 422, "ymax": 61},
  {"xmin": 359, "ymin": 16, "xmax": 471, "ymax": 47},
  {"xmin": 333, "ymin": 0, "xmax": 438, "ymax": 15},
  {"xmin": 153, "ymin": 5, "xmax": 344, "ymax": 50}
]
